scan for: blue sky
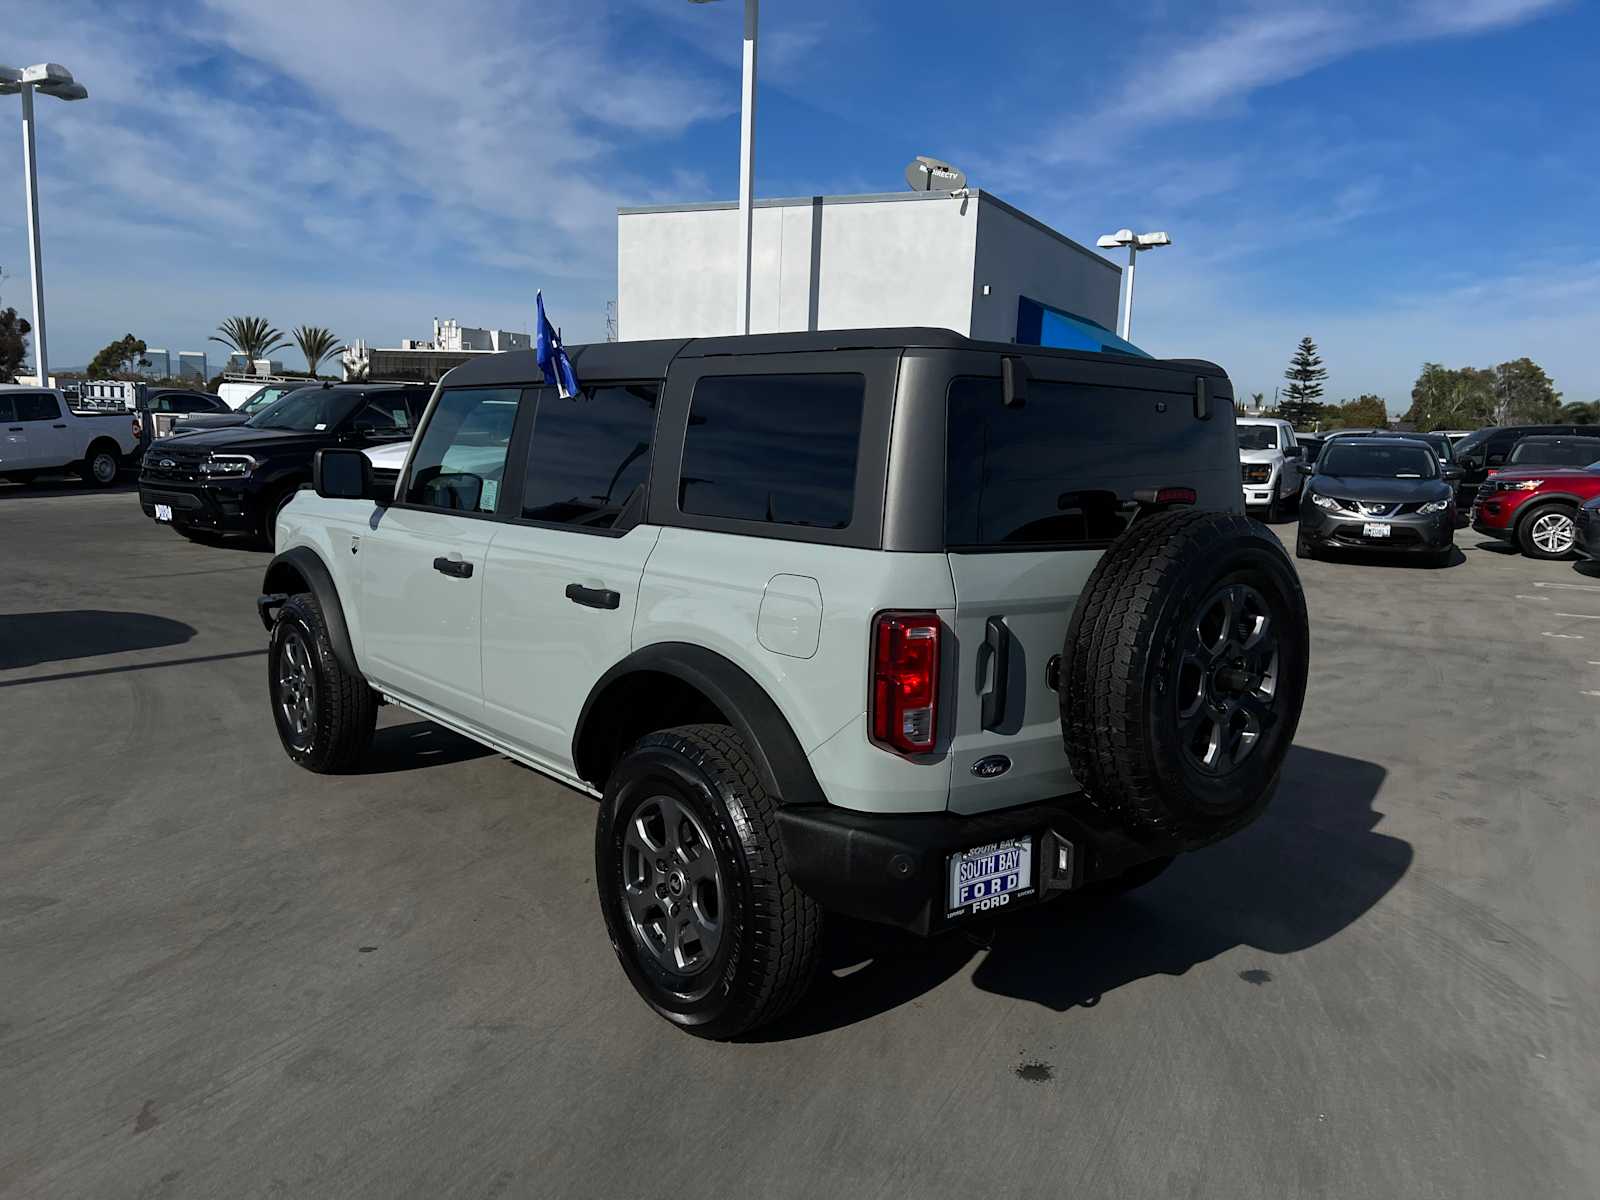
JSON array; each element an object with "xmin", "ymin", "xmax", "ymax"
[{"xmin": 3, "ymin": 0, "xmax": 1596, "ymax": 410}]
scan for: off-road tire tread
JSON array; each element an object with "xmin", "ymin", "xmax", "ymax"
[
  {"xmin": 275, "ymin": 592, "xmax": 376, "ymax": 772},
  {"xmin": 1061, "ymin": 509, "xmax": 1307, "ymax": 844}
]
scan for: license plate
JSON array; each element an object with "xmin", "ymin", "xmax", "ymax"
[
  {"xmin": 154, "ymin": 504, "xmax": 173, "ymax": 522},
  {"xmin": 947, "ymin": 836, "xmax": 1033, "ymax": 915},
  {"xmin": 1362, "ymin": 522, "xmax": 1390, "ymax": 538}
]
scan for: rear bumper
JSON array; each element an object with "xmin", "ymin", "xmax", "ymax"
[{"xmin": 777, "ymin": 793, "xmax": 1176, "ymax": 936}]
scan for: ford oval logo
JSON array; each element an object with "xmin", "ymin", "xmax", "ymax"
[
  {"xmin": 158, "ymin": 458, "xmax": 175, "ymax": 469},
  {"xmin": 971, "ymin": 755, "xmax": 1011, "ymax": 779}
]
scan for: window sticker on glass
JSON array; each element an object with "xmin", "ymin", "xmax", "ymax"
[
  {"xmin": 315, "ymin": 423, "xmax": 327, "ymax": 430},
  {"xmin": 480, "ymin": 479, "xmax": 499, "ymax": 512}
]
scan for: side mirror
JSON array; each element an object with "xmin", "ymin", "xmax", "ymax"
[
  {"xmin": 314, "ymin": 448, "xmax": 379, "ymax": 502},
  {"xmin": 1441, "ymin": 465, "xmax": 1463, "ymax": 482},
  {"xmin": 1486, "ymin": 452, "xmax": 1506, "ymax": 467},
  {"xmin": 1283, "ymin": 444, "xmax": 1303, "ymax": 459}
]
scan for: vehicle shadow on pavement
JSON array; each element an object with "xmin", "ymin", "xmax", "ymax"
[
  {"xmin": 0, "ymin": 609, "xmax": 196, "ymax": 670},
  {"xmin": 754, "ymin": 745, "xmax": 1407, "ymax": 1040},
  {"xmin": 347, "ymin": 720, "xmax": 496, "ymax": 774},
  {"xmin": 0, "ymin": 478, "xmax": 140, "ymax": 500}
]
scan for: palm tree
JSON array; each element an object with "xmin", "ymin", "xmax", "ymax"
[
  {"xmin": 292, "ymin": 325, "xmax": 344, "ymax": 377},
  {"xmin": 209, "ymin": 316, "xmax": 288, "ymax": 372}
]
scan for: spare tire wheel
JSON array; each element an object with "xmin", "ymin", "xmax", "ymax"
[{"xmin": 1061, "ymin": 509, "xmax": 1309, "ymax": 848}]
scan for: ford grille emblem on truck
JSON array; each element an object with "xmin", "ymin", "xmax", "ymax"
[
  {"xmin": 158, "ymin": 458, "xmax": 175, "ymax": 469},
  {"xmin": 971, "ymin": 755, "xmax": 1011, "ymax": 779}
]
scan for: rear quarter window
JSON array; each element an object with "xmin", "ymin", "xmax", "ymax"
[
  {"xmin": 679, "ymin": 373, "xmax": 864, "ymax": 529},
  {"xmin": 946, "ymin": 376, "xmax": 1214, "ymax": 548}
]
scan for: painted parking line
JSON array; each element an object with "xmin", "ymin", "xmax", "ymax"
[
  {"xmin": 1552, "ymin": 612, "xmax": 1600, "ymax": 620},
  {"xmin": 1515, "ymin": 595, "xmax": 1550, "ymax": 601},
  {"xmin": 1533, "ymin": 582, "xmax": 1600, "ymax": 592},
  {"xmin": 1542, "ymin": 632, "xmax": 1584, "ymax": 640},
  {"xmin": 1583, "ymin": 691, "xmax": 1600, "ymax": 698}
]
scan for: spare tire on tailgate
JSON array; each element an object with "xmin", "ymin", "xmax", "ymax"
[{"xmin": 1061, "ymin": 508, "xmax": 1309, "ymax": 849}]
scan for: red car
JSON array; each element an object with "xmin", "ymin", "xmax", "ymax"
[{"xmin": 1470, "ymin": 436, "xmax": 1600, "ymax": 558}]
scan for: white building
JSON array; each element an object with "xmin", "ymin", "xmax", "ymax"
[
  {"xmin": 344, "ymin": 318, "xmax": 531, "ymax": 383},
  {"xmin": 616, "ymin": 190, "xmax": 1127, "ymax": 350},
  {"xmin": 141, "ymin": 348, "xmax": 171, "ymax": 378},
  {"xmin": 404, "ymin": 318, "xmax": 530, "ymax": 354},
  {"xmin": 176, "ymin": 351, "xmax": 207, "ymax": 380}
]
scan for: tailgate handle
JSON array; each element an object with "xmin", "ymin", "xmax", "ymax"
[{"xmin": 981, "ymin": 615, "xmax": 1010, "ymax": 731}]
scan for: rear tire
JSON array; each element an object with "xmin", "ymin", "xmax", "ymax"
[
  {"xmin": 1060, "ymin": 509, "xmax": 1309, "ymax": 849},
  {"xmin": 1517, "ymin": 502, "xmax": 1577, "ymax": 560},
  {"xmin": 267, "ymin": 592, "xmax": 377, "ymax": 772},
  {"xmin": 81, "ymin": 442, "xmax": 121, "ymax": 487},
  {"xmin": 595, "ymin": 724, "xmax": 821, "ymax": 1039}
]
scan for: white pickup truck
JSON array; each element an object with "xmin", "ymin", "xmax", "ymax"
[{"xmin": 0, "ymin": 384, "xmax": 141, "ymax": 486}]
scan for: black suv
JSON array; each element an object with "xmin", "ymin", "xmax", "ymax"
[
  {"xmin": 139, "ymin": 382, "xmax": 430, "ymax": 546},
  {"xmin": 1453, "ymin": 424, "xmax": 1595, "ymax": 507}
]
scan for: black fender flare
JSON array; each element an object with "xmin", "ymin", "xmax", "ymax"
[
  {"xmin": 573, "ymin": 642, "xmax": 827, "ymax": 807},
  {"xmin": 257, "ymin": 546, "xmax": 359, "ymax": 677}
]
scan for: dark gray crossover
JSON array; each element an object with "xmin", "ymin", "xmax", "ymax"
[{"xmin": 1297, "ymin": 437, "xmax": 1456, "ymax": 564}]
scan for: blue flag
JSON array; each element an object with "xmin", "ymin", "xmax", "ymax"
[{"xmin": 535, "ymin": 290, "xmax": 580, "ymax": 399}]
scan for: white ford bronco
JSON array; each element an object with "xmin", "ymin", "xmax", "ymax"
[{"xmin": 258, "ymin": 328, "xmax": 1309, "ymax": 1038}]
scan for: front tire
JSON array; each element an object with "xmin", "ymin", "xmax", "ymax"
[
  {"xmin": 267, "ymin": 592, "xmax": 377, "ymax": 772},
  {"xmin": 1518, "ymin": 502, "xmax": 1577, "ymax": 560},
  {"xmin": 596, "ymin": 724, "xmax": 821, "ymax": 1039}
]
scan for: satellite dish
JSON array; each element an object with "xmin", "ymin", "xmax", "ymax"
[{"xmin": 905, "ymin": 155, "xmax": 967, "ymax": 193}]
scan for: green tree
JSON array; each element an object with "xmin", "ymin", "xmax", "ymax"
[
  {"xmin": 292, "ymin": 325, "xmax": 343, "ymax": 377},
  {"xmin": 86, "ymin": 334, "xmax": 151, "ymax": 378},
  {"xmin": 1280, "ymin": 336, "xmax": 1327, "ymax": 427},
  {"xmin": 0, "ymin": 306, "xmax": 30, "ymax": 381},
  {"xmin": 1559, "ymin": 400, "xmax": 1600, "ymax": 425},
  {"xmin": 1404, "ymin": 363, "xmax": 1496, "ymax": 431},
  {"xmin": 210, "ymin": 316, "xmax": 288, "ymax": 371},
  {"xmin": 1491, "ymin": 357, "xmax": 1561, "ymax": 425},
  {"xmin": 1326, "ymin": 394, "xmax": 1388, "ymax": 429}
]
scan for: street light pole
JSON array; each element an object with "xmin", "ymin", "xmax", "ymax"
[
  {"xmin": 735, "ymin": 0, "xmax": 758, "ymax": 336},
  {"xmin": 2, "ymin": 62, "xmax": 87, "ymax": 386},
  {"xmin": 1095, "ymin": 228, "xmax": 1172, "ymax": 343},
  {"xmin": 19, "ymin": 83, "xmax": 50, "ymax": 383},
  {"xmin": 689, "ymin": 0, "xmax": 758, "ymax": 335}
]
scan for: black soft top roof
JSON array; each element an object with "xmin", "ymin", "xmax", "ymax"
[{"xmin": 440, "ymin": 327, "xmax": 1229, "ymax": 389}]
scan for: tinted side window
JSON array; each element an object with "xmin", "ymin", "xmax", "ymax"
[
  {"xmin": 347, "ymin": 394, "xmax": 413, "ymax": 433},
  {"xmin": 521, "ymin": 384, "xmax": 657, "ymax": 529},
  {"xmin": 0, "ymin": 396, "xmax": 15, "ymax": 423},
  {"xmin": 405, "ymin": 386, "xmax": 519, "ymax": 513},
  {"xmin": 15, "ymin": 393, "xmax": 60, "ymax": 421},
  {"xmin": 679, "ymin": 374, "xmax": 863, "ymax": 529},
  {"xmin": 947, "ymin": 377, "xmax": 1190, "ymax": 548}
]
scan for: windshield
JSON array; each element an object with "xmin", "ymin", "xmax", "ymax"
[
  {"xmin": 1319, "ymin": 443, "xmax": 1438, "ymax": 479},
  {"xmin": 1507, "ymin": 439, "xmax": 1600, "ymax": 467},
  {"xmin": 246, "ymin": 388, "xmax": 361, "ymax": 432},
  {"xmin": 241, "ymin": 384, "xmax": 309, "ymax": 415},
  {"xmin": 1237, "ymin": 425, "xmax": 1279, "ymax": 450},
  {"xmin": 1453, "ymin": 428, "xmax": 1493, "ymax": 456}
]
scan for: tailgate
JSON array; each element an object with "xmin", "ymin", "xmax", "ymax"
[{"xmin": 944, "ymin": 549, "xmax": 1095, "ymax": 815}]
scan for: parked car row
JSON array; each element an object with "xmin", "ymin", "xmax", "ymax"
[
  {"xmin": 1237, "ymin": 418, "xmax": 1600, "ymax": 567},
  {"xmin": 0, "ymin": 383, "xmax": 140, "ymax": 485}
]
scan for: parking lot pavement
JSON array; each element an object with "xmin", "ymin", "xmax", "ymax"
[{"xmin": 2, "ymin": 491, "xmax": 1598, "ymax": 1200}]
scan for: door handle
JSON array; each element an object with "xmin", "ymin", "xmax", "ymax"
[
  {"xmin": 6, "ymin": 426, "xmax": 20, "ymax": 432},
  {"xmin": 432, "ymin": 555, "xmax": 473, "ymax": 579},
  {"xmin": 53, "ymin": 423, "xmax": 67, "ymax": 429},
  {"xmin": 981, "ymin": 615, "xmax": 1010, "ymax": 732},
  {"xmin": 565, "ymin": 583, "xmax": 620, "ymax": 610}
]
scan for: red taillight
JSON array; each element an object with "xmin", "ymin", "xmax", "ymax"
[
  {"xmin": 871, "ymin": 612, "xmax": 941, "ymax": 756},
  {"xmin": 131, "ymin": 415, "xmax": 142, "ymax": 437}
]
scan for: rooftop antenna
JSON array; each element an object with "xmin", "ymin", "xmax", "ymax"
[{"xmin": 605, "ymin": 300, "xmax": 618, "ymax": 343}]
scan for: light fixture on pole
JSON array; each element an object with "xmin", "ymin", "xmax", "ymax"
[
  {"xmin": 1095, "ymin": 227, "xmax": 1170, "ymax": 342},
  {"xmin": 688, "ymin": 0, "xmax": 757, "ymax": 335},
  {"xmin": 1, "ymin": 62, "xmax": 88, "ymax": 386}
]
